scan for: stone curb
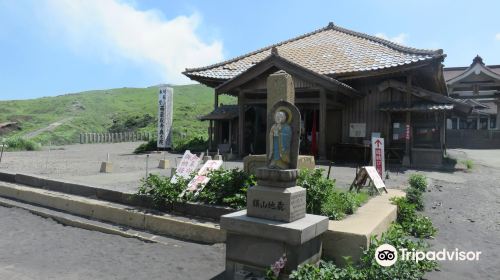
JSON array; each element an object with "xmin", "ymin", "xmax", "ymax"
[
  {"xmin": 0, "ymin": 171, "xmax": 234, "ymax": 220},
  {"xmin": 321, "ymin": 189, "xmax": 405, "ymax": 265},
  {"xmin": 0, "ymin": 182, "xmax": 226, "ymax": 244}
]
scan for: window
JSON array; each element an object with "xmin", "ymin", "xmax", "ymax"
[
  {"xmin": 479, "ymin": 117, "xmax": 488, "ymax": 130},
  {"xmin": 491, "ymin": 116, "xmax": 497, "ymax": 129},
  {"xmin": 451, "ymin": 118, "xmax": 458, "ymax": 130},
  {"xmin": 459, "ymin": 118, "xmax": 477, "ymax": 130},
  {"xmin": 413, "ymin": 126, "xmax": 440, "ymax": 148}
]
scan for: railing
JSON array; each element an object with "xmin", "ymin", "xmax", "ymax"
[{"xmin": 79, "ymin": 132, "xmax": 152, "ymax": 144}]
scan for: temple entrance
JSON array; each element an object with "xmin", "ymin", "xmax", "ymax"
[{"xmin": 244, "ymin": 105, "xmax": 267, "ymax": 154}]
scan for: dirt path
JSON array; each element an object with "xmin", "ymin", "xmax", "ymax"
[
  {"xmin": 424, "ymin": 163, "xmax": 500, "ymax": 280},
  {"xmin": 23, "ymin": 117, "xmax": 72, "ymax": 139}
]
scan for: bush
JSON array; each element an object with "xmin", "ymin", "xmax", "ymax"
[
  {"xmin": 321, "ymin": 191, "xmax": 368, "ymax": 220},
  {"xmin": 4, "ymin": 137, "xmax": 40, "ymax": 151},
  {"xmin": 406, "ymin": 187, "xmax": 424, "ymax": 211},
  {"xmin": 297, "ymin": 169, "xmax": 336, "ymax": 215},
  {"xmin": 460, "ymin": 159, "xmax": 474, "ymax": 170},
  {"xmin": 109, "ymin": 114, "xmax": 154, "ymax": 133},
  {"xmin": 408, "ymin": 174, "xmax": 427, "ymax": 192},
  {"xmin": 391, "ymin": 197, "xmax": 437, "ymax": 238},
  {"xmin": 134, "ymin": 138, "xmax": 157, "ymax": 154},
  {"xmin": 137, "ymin": 174, "xmax": 187, "ymax": 208},
  {"xmin": 291, "ymin": 224, "xmax": 437, "ymax": 280},
  {"xmin": 196, "ymin": 168, "xmax": 255, "ymax": 209},
  {"xmin": 173, "ymin": 136, "xmax": 208, "ymax": 153}
]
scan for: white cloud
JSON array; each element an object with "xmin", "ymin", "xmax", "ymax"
[
  {"xmin": 375, "ymin": 32, "xmax": 408, "ymax": 45},
  {"xmin": 39, "ymin": 0, "xmax": 224, "ymax": 84},
  {"xmin": 496, "ymin": 33, "xmax": 500, "ymax": 41}
]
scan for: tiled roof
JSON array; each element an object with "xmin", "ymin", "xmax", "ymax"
[
  {"xmin": 198, "ymin": 105, "xmax": 239, "ymax": 121},
  {"xmin": 184, "ymin": 22, "xmax": 443, "ymax": 82},
  {"xmin": 379, "ymin": 102, "xmax": 454, "ymax": 112}
]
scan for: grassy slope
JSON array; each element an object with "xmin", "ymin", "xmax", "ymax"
[{"xmin": 0, "ymin": 84, "xmax": 235, "ymax": 145}]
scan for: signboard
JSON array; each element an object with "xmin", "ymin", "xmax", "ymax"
[
  {"xmin": 171, "ymin": 150, "xmax": 201, "ymax": 183},
  {"xmin": 349, "ymin": 123, "xmax": 366, "ymax": 138},
  {"xmin": 183, "ymin": 160, "xmax": 223, "ymax": 197},
  {"xmin": 371, "ymin": 137, "xmax": 385, "ymax": 179},
  {"xmin": 405, "ymin": 124, "xmax": 411, "ymax": 140},
  {"xmin": 157, "ymin": 86, "xmax": 173, "ymax": 148},
  {"xmin": 349, "ymin": 166, "xmax": 387, "ymax": 194}
]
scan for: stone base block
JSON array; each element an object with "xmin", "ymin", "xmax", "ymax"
[
  {"xmin": 247, "ymin": 186, "xmax": 306, "ymax": 222},
  {"xmin": 213, "ymin": 154, "xmax": 223, "ymax": 161},
  {"xmin": 202, "ymin": 155, "xmax": 212, "ymax": 163},
  {"xmin": 158, "ymin": 159, "xmax": 170, "ymax": 169},
  {"xmin": 99, "ymin": 162, "xmax": 112, "ymax": 173},
  {"xmin": 221, "ymin": 210, "xmax": 328, "ymax": 279}
]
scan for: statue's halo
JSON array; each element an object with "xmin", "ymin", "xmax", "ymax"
[{"xmin": 276, "ymin": 106, "xmax": 293, "ymax": 124}]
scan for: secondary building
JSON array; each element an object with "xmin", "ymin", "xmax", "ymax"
[
  {"xmin": 184, "ymin": 23, "xmax": 471, "ymax": 167},
  {"xmin": 444, "ymin": 56, "xmax": 500, "ymax": 148}
]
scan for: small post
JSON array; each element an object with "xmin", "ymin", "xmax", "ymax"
[
  {"xmin": 0, "ymin": 142, "xmax": 5, "ymax": 164},
  {"xmin": 100, "ymin": 152, "xmax": 112, "ymax": 173},
  {"xmin": 327, "ymin": 161, "xmax": 333, "ymax": 178},
  {"xmin": 145, "ymin": 154, "xmax": 150, "ymax": 178}
]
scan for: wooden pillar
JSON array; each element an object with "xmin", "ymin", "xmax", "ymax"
[
  {"xmin": 228, "ymin": 120, "xmax": 233, "ymax": 148},
  {"xmin": 209, "ymin": 120, "xmax": 213, "ymax": 151},
  {"xmin": 238, "ymin": 91, "xmax": 245, "ymax": 156},
  {"xmin": 402, "ymin": 75, "xmax": 412, "ymax": 167},
  {"xmin": 214, "ymin": 91, "xmax": 219, "ymax": 109},
  {"xmin": 319, "ymin": 89, "xmax": 327, "ymax": 159}
]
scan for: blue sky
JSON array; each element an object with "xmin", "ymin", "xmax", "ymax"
[{"xmin": 0, "ymin": 0, "xmax": 499, "ymax": 100}]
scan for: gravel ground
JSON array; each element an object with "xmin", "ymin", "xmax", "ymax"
[
  {"xmin": 1, "ymin": 143, "xmax": 499, "ymax": 279},
  {"xmin": 0, "ymin": 206, "xmax": 225, "ymax": 280}
]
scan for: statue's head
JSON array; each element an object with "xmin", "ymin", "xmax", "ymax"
[{"xmin": 274, "ymin": 110, "xmax": 287, "ymax": 124}]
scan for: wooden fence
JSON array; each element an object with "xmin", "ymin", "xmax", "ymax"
[{"xmin": 79, "ymin": 132, "xmax": 152, "ymax": 144}]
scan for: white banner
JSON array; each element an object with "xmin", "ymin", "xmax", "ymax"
[
  {"xmin": 171, "ymin": 150, "xmax": 201, "ymax": 184},
  {"xmin": 157, "ymin": 86, "xmax": 173, "ymax": 148}
]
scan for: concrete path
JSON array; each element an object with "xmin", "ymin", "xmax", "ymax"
[{"xmin": 449, "ymin": 148, "xmax": 500, "ymax": 168}]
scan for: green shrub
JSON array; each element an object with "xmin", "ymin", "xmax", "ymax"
[
  {"xmin": 391, "ymin": 197, "xmax": 437, "ymax": 238},
  {"xmin": 408, "ymin": 174, "xmax": 427, "ymax": 192},
  {"xmin": 460, "ymin": 159, "xmax": 474, "ymax": 170},
  {"xmin": 321, "ymin": 191, "xmax": 368, "ymax": 220},
  {"xmin": 4, "ymin": 137, "xmax": 40, "ymax": 151},
  {"xmin": 406, "ymin": 187, "xmax": 424, "ymax": 211},
  {"xmin": 172, "ymin": 136, "xmax": 208, "ymax": 153},
  {"xmin": 291, "ymin": 224, "xmax": 437, "ymax": 280},
  {"xmin": 137, "ymin": 174, "xmax": 187, "ymax": 207},
  {"xmin": 195, "ymin": 168, "xmax": 255, "ymax": 209},
  {"xmin": 133, "ymin": 138, "xmax": 157, "ymax": 154},
  {"xmin": 297, "ymin": 169, "xmax": 336, "ymax": 215},
  {"xmin": 109, "ymin": 114, "xmax": 154, "ymax": 133}
]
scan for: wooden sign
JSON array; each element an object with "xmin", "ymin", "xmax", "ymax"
[
  {"xmin": 350, "ymin": 166, "xmax": 388, "ymax": 194},
  {"xmin": 371, "ymin": 137, "xmax": 385, "ymax": 178},
  {"xmin": 171, "ymin": 150, "xmax": 201, "ymax": 183},
  {"xmin": 349, "ymin": 123, "xmax": 366, "ymax": 138}
]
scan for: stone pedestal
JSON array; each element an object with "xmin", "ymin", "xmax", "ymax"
[
  {"xmin": 100, "ymin": 162, "xmax": 112, "ymax": 173},
  {"xmin": 213, "ymin": 154, "xmax": 223, "ymax": 161},
  {"xmin": 221, "ymin": 210, "xmax": 328, "ymax": 279},
  {"xmin": 158, "ymin": 159, "xmax": 170, "ymax": 169}
]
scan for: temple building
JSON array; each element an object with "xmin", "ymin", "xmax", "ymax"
[
  {"xmin": 444, "ymin": 56, "xmax": 500, "ymax": 148},
  {"xmin": 183, "ymin": 23, "xmax": 471, "ymax": 167}
]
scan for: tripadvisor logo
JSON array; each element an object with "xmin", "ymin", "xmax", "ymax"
[{"xmin": 375, "ymin": 244, "xmax": 482, "ymax": 267}]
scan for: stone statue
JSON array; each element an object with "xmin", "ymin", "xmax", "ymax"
[
  {"xmin": 268, "ymin": 109, "xmax": 292, "ymax": 169},
  {"xmin": 266, "ymin": 101, "xmax": 300, "ymax": 170}
]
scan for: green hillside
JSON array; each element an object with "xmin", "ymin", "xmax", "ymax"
[{"xmin": 0, "ymin": 84, "xmax": 235, "ymax": 145}]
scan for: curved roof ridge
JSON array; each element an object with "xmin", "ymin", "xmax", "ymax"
[
  {"xmin": 329, "ymin": 23, "xmax": 442, "ymax": 56},
  {"xmin": 184, "ymin": 22, "xmax": 442, "ymax": 74},
  {"xmin": 183, "ymin": 25, "xmax": 330, "ymax": 73}
]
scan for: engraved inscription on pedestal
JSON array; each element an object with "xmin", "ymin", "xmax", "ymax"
[{"xmin": 247, "ymin": 186, "xmax": 306, "ymax": 222}]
